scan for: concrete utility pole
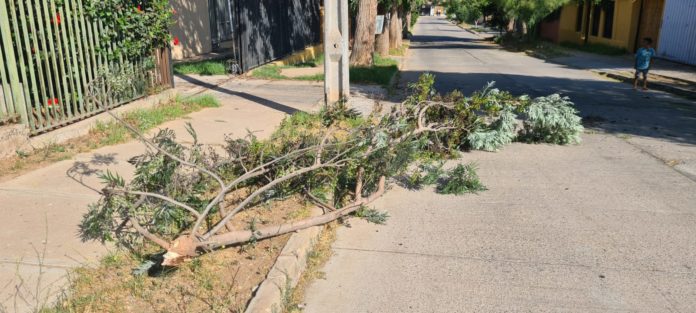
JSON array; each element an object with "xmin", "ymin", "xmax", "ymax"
[{"xmin": 323, "ymin": 0, "xmax": 350, "ymax": 105}]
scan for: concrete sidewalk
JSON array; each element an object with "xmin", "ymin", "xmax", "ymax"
[{"xmin": 0, "ymin": 78, "xmax": 324, "ymax": 312}]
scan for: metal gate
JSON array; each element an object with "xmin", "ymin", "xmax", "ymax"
[
  {"xmin": 0, "ymin": 0, "xmax": 173, "ymax": 134},
  {"xmin": 657, "ymin": 0, "xmax": 696, "ymax": 65},
  {"xmin": 238, "ymin": 0, "xmax": 322, "ymax": 72},
  {"xmin": 210, "ymin": 0, "xmax": 237, "ymax": 47},
  {"xmin": 211, "ymin": 0, "xmax": 321, "ymax": 73}
]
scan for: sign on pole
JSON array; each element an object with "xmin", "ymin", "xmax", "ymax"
[{"xmin": 375, "ymin": 15, "xmax": 385, "ymax": 34}]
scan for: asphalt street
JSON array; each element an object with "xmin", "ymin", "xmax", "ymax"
[{"xmin": 303, "ymin": 16, "xmax": 696, "ymax": 313}]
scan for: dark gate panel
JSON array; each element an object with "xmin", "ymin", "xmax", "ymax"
[{"xmin": 237, "ymin": 0, "xmax": 321, "ymax": 72}]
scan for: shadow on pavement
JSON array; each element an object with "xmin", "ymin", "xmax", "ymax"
[
  {"xmin": 176, "ymin": 74, "xmax": 299, "ymax": 115},
  {"xmin": 400, "ymin": 70, "xmax": 696, "ymax": 146}
]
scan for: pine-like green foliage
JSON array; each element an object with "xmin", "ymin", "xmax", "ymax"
[
  {"xmin": 467, "ymin": 108, "xmax": 517, "ymax": 152},
  {"xmin": 355, "ymin": 207, "xmax": 390, "ymax": 225},
  {"xmin": 404, "ymin": 161, "xmax": 445, "ymax": 189},
  {"xmin": 437, "ymin": 163, "xmax": 487, "ymax": 195},
  {"xmin": 520, "ymin": 94, "xmax": 584, "ymax": 145}
]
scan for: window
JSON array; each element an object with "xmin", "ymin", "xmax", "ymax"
[
  {"xmin": 576, "ymin": 3, "xmax": 585, "ymax": 32},
  {"xmin": 603, "ymin": 1, "xmax": 615, "ymax": 38},
  {"xmin": 591, "ymin": 4, "xmax": 601, "ymax": 36}
]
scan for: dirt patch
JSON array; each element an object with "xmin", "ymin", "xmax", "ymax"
[
  {"xmin": 0, "ymin": 138, "xmax": 88, "ymax": 184},
  {"xmin": 53, "ymin": 196, "xmax": 312, "ymax": 313}
]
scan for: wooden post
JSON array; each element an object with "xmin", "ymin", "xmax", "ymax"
[{"xmin": 323, "ymin": 0, "xmax": 350, "ymax": 105}]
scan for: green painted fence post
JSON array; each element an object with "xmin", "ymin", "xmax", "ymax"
[{"xmin": 0, "ymin": 0, "xmax": 29, "ymax": 125}]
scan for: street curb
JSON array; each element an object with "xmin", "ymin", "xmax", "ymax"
[
  {"xmin": 596, "ymin": 71, "xmax": 696, "ymax": 100},
  {"xmin": 244, "ymin": 207, "xmax": 324, "ymax": 313}
]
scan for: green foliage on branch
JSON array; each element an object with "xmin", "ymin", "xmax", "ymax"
[
  {"xmin": 80, "ymin": 73, "xmax": 583, "ymax": 253},
  {"xmin": 355, "ymin": 207, "xmax": 390, "ymax": 224},
  {"xmin": 437, "ymin": 163, "xmax": 487, "ymax": 195},
  {"xmin": 520, "ymin": 94, "xmax": 584, "ymax": 144},
  {"xmin": 447, "ymin": 0, "xmax": 490, "ymax": 23},
  {"xmin": 85, "ymin": 0, "xmax": 174, "ymax": 60},
  {"xmin": 467, "ymin": 107, "xmax": 517, "ymax": 152}
]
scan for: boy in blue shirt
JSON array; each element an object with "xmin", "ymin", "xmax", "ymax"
[{"xmin": 634, "ymin": 37, "xmax": 655, "ymax": 91}]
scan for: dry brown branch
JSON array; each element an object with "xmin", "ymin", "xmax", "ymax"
[{"xmin": 108, "ymin": 189, "xmax": 202, "ymax": 219}]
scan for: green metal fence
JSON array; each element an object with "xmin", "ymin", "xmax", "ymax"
[{"xmin": 0, "ymin": 0, "xmax": 172, "ymax": 134}]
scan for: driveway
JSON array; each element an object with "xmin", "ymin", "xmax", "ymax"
[{"xmin": 303, "ymin": 16, "xmax": 696, "ymax": 313}]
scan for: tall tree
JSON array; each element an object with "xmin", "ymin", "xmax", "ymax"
[
  {"xmin": 375, "ymin": 3, "xmax": 390, "ymax": 56},
  {"xmin": 389, "ymin": 4, "xmax": 403, "ymax": 49},
  {"xmin": 351, "ymin": 0, "xmax": 379, "ymax": 66}
]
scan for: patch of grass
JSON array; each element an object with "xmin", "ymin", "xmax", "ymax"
[
  {"xmin": 251, "ymin": 65, "xmax": 286, "ymax": 80},
  {"xmin": 389, "ymin": 41, "xmax": 410, "ymax": 56},
  {"xmin": 294, "ymin": 73, "xmax": 325, "ymax": 81},
  {"xmin": 560, "ymin": 41, "xmax": 627, "ymax": 56},
  {"xmin": 350, "ymin": 54, "xmax": 399, "ymax": 87},
  {"xmin": 291, "ymin": 53, "xmax": 324, "ymax": 68},
  {"xmin": 0, "ymin": 95, "xmax": 220, "ymax": 183},
  {"xmin": 252, "ymin": 53, "xmax": 399, "ymax": 87},
  {"xmin": 174, "ymin": 59, "xmax": 230, "ymax": 76},
  {"xmin": 90, "ymin": 94, "xmax": 220, "ymax": 146}
]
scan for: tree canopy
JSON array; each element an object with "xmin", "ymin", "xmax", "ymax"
[{"xmin": 446, "ymin": 0, "xmax": 603, "ymax": 29}]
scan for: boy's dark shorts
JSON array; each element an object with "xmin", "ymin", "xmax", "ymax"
[{"xmin": 635, "ymin": 68, "xmax": 649, "ymax": 79}]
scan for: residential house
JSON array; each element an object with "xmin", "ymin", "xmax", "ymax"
[
  {"xmin": 170, "ymin": 0, "xmax": 323, "ymax": 72},
  {"xmin": 656, "ymin": 0, "xmax": 696, "ymax": 65},
  {"xmin": 548, "ymin": 0, "xmax": 695, "ymax": 65},
  {"xmin": 557, "ymin": 0, "xmax": 650, "ymax": 52}
]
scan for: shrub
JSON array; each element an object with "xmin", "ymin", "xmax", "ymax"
[{"xmin": 520, "ymin": 94, "xmax": 584, "ymax": 145}]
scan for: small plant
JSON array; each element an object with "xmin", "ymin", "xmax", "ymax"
[
  {"xmin": 520, "ymin": 94, "xmax": 584, "ymax": 145},
  {"xmin": 437, "ymin": 163, "xmax": 487, "ymax": 195}
]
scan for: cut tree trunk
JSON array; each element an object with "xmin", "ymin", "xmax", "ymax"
[{"xmin": 350, "ymin": 0, "xmax": 378, "ymax": 66}]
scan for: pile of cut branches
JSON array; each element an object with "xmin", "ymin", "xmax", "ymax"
[{"xmin": 80, "ymin": 74, "xmax": 583, "ymax": 265}]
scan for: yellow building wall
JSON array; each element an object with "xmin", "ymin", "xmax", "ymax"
[
  {"xmin": 558, "ymin": 0, "xmax": 641, "ymax": 51},
  {"xmin": 270, "ymin": 44, "xmax": 324, "ymax": 66},
  {"xmin": 559, "ymin": 4, "xmax": 584, "ymax": 45}
]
